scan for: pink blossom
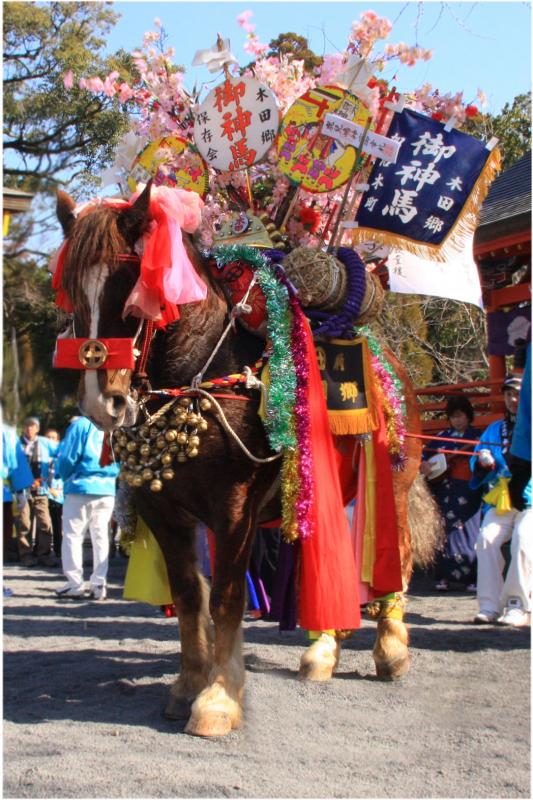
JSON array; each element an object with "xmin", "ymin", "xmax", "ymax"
[
  {"xmin": 63, "ymin": 70, "xmax": 74, "ymax": 90},
  {"xmin": 237, "ymin": 10, "xmax": 255, "ymax": 33}
]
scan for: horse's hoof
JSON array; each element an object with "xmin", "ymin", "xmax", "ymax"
[
  {"xmin": 164, "ymin": 696, "xmax": 193, "ymax": 721},
  {"xmin": 374, "ymin": 653, "xmax": 410, "ymax": 681},
  {"xmin": 184, "ymin": 712, "xmax": 234, "ymax": 737},
  {"xmin": 298, "ymin": 633, "xmax": 339, "ymax": 682}
]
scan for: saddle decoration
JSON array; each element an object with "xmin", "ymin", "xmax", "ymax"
[{"xmin": 50, "ymin": 185, "xmax": 207, "ymax": 330}]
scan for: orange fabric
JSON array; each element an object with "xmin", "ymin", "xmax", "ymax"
[
  {"xmin": 51, "ymin": 241, "xmax": 73, "ymax": 312},
  {"xmin": 298, "ymin": 315, "xmax": 361, "ymax": 632}
]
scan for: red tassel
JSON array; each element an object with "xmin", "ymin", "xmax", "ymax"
[{"xmin": 99, "ymin": 436, "xmax": 112, "ymax": 467}]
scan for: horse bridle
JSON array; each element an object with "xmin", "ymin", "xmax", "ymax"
[{"xmin": 53, "ymin": 251, "xmax": 156, "ymax": 394}]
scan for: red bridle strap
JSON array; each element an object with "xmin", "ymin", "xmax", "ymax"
[{"xmin": 53, "ymin": 338, "xmax": 136, "ymax": 370}]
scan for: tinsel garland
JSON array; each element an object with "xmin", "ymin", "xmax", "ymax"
[
  {"xmin": 282, "ymin": 277, "xmax": 315, "ymax": 541},
  {"xmin": 211, "ymin": 244, "xmax": 297, "ymax": 451},
  {"xmin": 306, "ymin": 247, "xmax": 367, "ymax": 339},
  {"xmin": 357, "ymin": 325, "xmax": 408, "ymax": 469}
]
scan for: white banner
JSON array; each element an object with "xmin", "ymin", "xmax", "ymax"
[
  {"xmin": 322, "ymin": 113, "xmax": 401, "ymax": 163},
  {"xmin": 386, "ymin": 236, "xmax": 483, "ymax": 308}
]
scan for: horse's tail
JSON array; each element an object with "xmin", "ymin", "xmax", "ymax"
[{"xmin": 407, "ymin": 473, "xmax": 445, "ymax": 568}]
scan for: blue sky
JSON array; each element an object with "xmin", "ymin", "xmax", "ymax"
[{"xmin": 106, "ymin": 1, "xmax": 531, "ymax": 114}]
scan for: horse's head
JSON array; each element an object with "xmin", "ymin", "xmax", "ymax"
[{"xmin": 55, "ymin": 184, "xmax": 153, "ymax": 431}]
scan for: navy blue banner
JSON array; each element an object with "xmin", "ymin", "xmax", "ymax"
[{"xmin": 355, "ymin": 109, "xmax": 490, "ymax": 246}]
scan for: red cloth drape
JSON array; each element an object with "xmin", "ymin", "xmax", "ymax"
[{"xmin": 298, "ymin": 316, "xmax": 361, "ymax": 631}]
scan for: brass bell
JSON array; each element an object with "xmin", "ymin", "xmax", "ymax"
[
  {"xmin": 187, "ymin": 447, "xmax": 199, "ymax": 458},
  {"xmin": 125, "ymin": 472, "xmax": 136, "ymax": 486},
  {"xmin": 150, "ymin": 479, "xmax": 163, "ymax": 492},
  {"xmin": 177, "ymin": 452, "xmax": 187, "ymax": 463},
  {"xmin": 149, "ymin": 426, "xmax": 158, "ymax": 439},
  {"xmin": 168, "ymin": 444, "xmax": 179, "ymax": 453},
  {"xmin": 156, "ymin": 436, "xmax": 166, "ymax": 450},
  {"xmin": 138, "ymin": 426, "xmax": 149, "ymax": 438},
  {"xmin": 176, "ymin": 432, "xmax": 188, "ymax": 445},
  {"xmin": 198, "ymin": 419, "xmax": 208, "ymax": 432},
  {"xmin": 141, "ymin": 468, "xmax": 153, "ymax": 482},
  {"xmin": 126, "ymin": 440, "xmax": 137, "ymax": 452},
  {"xmin": 173, "ymin": 411, "xmax": 187, "ymax": 424},
  {"xmin": 187, "ymin": 412, "xmax": 199, "ymax": 426},
  {"xmin": 161, "ymin": 468, "xmax": 174, "ymax": 481},
  {"xmin": 156, "ymin": 417, "xmax": 167, "ymax": 428},
  {"xmin": 139, "ymin": 443, "xmax": 151, "ymax": 457},
  {"xmin": 165, "ymin": 429, "xmax": 177, "ymax": 442},
  {"xmin": 126, "ymin": 455, "xmax": 137, "ymax": 467},
  {"xmin": 161, "ymin": 452, "xmax": 173, "ymax": 466},
  {"xmin": 179, "ymin": 397, "xmax": 190, "ymax": 408},
  {"xmin": 132, "ymin": 475, "xmax": 143, "ymax": 488},
  {"xmin": 199, "ymin": 398, "xmax": 212, "ymax": 411},
  {"xmin": 188, "ymin": 435, "xmax": 200, "ymax": 447}
]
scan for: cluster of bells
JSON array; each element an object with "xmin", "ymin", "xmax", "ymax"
[{"xmin": 113, "ymin": 395, "xmax": 212, "ymax": 492}]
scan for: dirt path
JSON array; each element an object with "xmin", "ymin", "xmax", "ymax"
[{"xmin": 3, "ymin": 558, "xmax": 530, "ymax": 799}]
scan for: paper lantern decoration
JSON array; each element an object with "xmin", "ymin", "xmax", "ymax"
[
  {"xmin": 128, "ymin": 136, "xmax": 209, "ymax": 197},
  {"xmin": 276, "ymin": 85, "xmax": 373, "ymax": 193},
  {"xmin": 193, "ymin": 76, "xmax": 279, "ymax": 172}
]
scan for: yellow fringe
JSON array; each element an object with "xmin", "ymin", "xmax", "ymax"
[
  {"xmin": 483, "ymin": 476, "xmax": 512, "ymax": 515},
  {"xmin": 328, "ymin": 408, "xmax": 377, "ymax": 435},
  {"xmin": 349, "ymin": 147, "xmax": 502, "ymax": 262},
  {"xmin": 361, "ymin": 436, "xmax": 376, "ymax": 583},
  {"xmin": 123, "ymin": 517, "xmax": 173, "ymax": 605}
]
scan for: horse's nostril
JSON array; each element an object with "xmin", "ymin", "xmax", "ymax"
[{"xmin": 111, "ymin": 395, "xmax": 127, "ymax": 414}]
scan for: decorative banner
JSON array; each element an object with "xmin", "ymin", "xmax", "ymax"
[
  {"xmin": 323, "ymin": 113, "xmax": 401, "ymax": 163},
  {"xmin": 487, "ymin": 306, "xmax": 531, "ymax": 356},
  {"xmin": 193, "ymin": 76, "xmax": 279, "ymax": 171},
  {"xmin": 53, "ymin": 338, "xmax": 136, "ymax": 370},
  {"xmin": 352, "ymin": 108, "xmax": 501, "ymax": 259},
  {"xmin": 315, "ymin": 337, "xmax": 378, "ymax": 435},
  {"xmin": 276, "ymin": 85, "xmax": 373, "ymax": 193},
  {"xmin": 128, "ymin": 136, "xmax": 209, "ymax": 197},
  {"xmin": 387, "ymin": 234, "xmax": 484, "ymax": 308}
]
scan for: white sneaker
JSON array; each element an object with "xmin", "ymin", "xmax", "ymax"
[
  {"xmin": 89, "ymin": 585, "xmax": 107, "ymax": 601},
  {"xmin": 55, "ymin": 584, "xmax": 86, "ymax": 599},
  {"xmin": 473, "ymin": 611, "xmax": 499, "ymax": 624},
  {"xmin": 498, "ymin": 599, "xmax": 530, "ymax": 627}
]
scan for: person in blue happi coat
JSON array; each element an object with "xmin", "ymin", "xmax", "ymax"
[
  {"xmin": 3, "ymin": 423, "xmax": 34, "ymax": 565},
  {"xmin": 471, "ymin": 366, "xmax": 532, "ymax": 627},
  {"xmin": 54, "ymin": 416, "xmax": 119, "ymax": 600}
]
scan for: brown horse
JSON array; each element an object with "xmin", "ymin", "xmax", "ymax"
[{"xmin": 54, "ymin": 183, "xmax": 430, "ymax": 737}]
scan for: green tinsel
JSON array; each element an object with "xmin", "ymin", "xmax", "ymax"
[{"xmin": 212, "ymin": 245, "xmax": 297, "ymax": 450}]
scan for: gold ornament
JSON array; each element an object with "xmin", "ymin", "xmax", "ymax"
[
  {"xmin": 179, "ymin": 397, "xmax": 190, "ymax": 408},
  {"xmin": 126, "ymin": 440, "xmax": 138, "ymax": 452},
  {"xmin": 138, "ymin": 426, "xmax": 149, "ymax": 438},
  {"xmin": 161, "ymin": 468, "xmax": 175, "ymax": 481},
  {"xmin": 150, "ymin": 479, "xmax": 163, "ymax": 492},
  {"xmin": 139, "ymin": 443, "xmax": 151, "ymax": 457},
  {"xmin": 132, "ymin": 475, "xmax": 143, "ymax": 488},
  {"xmin": 176, "ymin": 432, "xmax": 188, "ymax": 445},
  {"xmin": 142, "ymin": 468, "xmax": 154, "ymax": 482},
  {"xmin": 149, "ymin": 426, "xmax": 158, "ymax": 438},
  {"xmin": 168, "ymin": 444, "xmax": 179, "ymax": 453},
  {"xmin": 188, "ymin": 435, "xmax": 200, "ymax": 447},
  {"xmin": 187, "ymin": 412, "xmax": 199, "ymax": 425},
  {"xmin": 177, "ymin": 452, "xmax": 187, "ymax": 463},
  {"xmin": 198, "ymin": 419, "xmax": 208, "ymax": 432},
  {"xmin": 165, "ymin": 429, "xmax": 178, "ymax": 442},
  {"xmin": 161, "ymin": 452, "xmax": 173, "ymax": 466},
  {"xmin": 126, "ymin": 455, "xmax": 137, "ymax": 466},
  {"xmin": 187, "ymin": 447, "xmax": 199, "ymax": 458},
  {"xmin": 199, "ymin": 398, "xmax": 212, "ymax": 411},
  {"xmin": 156, "ymin": 436, "xmax": 166, "ymax": 450}
]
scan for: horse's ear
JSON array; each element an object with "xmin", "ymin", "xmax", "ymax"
[
  {"xmin": 57, "ymin": 190, "xmax": 76, "ymax": 237},
  {"xmin": 118, "ymin": 180, "xmax": 152, "ymax": 244}
]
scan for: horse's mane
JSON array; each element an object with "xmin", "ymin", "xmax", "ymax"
[{"xmin": 62, "ymin": 206, "xmax": 127, "ymax": 310}]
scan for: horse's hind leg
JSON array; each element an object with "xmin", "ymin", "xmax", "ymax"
[{"xmin": 367, "ymin": 595, "xmax": 410, "ymax": 680}]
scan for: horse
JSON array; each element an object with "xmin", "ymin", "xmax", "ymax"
[{"xmin": 53, "ymin": 183, "xmax": 431, "ymax": 737}]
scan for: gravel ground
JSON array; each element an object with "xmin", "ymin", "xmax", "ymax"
[{"xmin": 3, "ymin": 557, "xmax": 531, "ymax": 799}]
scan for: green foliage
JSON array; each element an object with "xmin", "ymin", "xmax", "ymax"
[
  {"xmin": 267, "ymin": 32, "xmax": 323, "ymax": 72},
  {"xmin": 3, "ymin": 1, "xmax": 135, "ymax": 193},
  {"xmin": 463, "ymin": 92, "xmax": 531, "ymax": 169}
]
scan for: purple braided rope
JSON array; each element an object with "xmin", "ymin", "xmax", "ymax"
[{"xmin": 307, "ymin": 247, "xmax": 367, "ymax": 339}]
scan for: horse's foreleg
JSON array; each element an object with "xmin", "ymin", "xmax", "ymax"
[
  {"xmin": 185, "ymin": 496, "xmax": 257, "ymax": 737},
  {"xmin": 366, "ymin": 594, "xmax": 410, "ymax": 680},
  {"xmin": 165, "ymin": 570, "xmax": 213, "ymax": 720}
]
